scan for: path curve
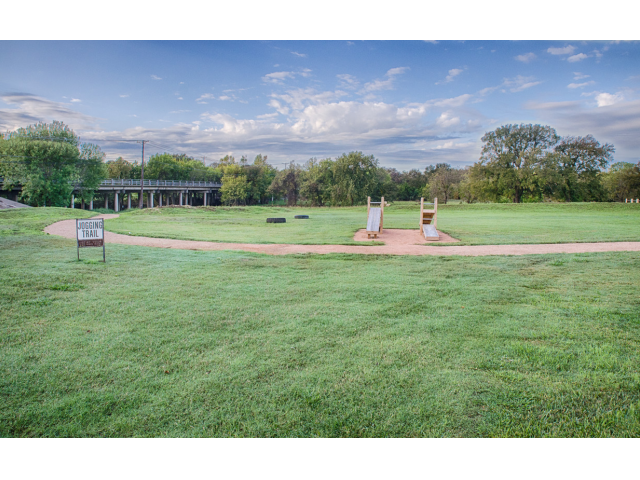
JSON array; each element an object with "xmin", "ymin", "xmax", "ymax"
[{"xmin": 45, "ymin": 214, "xmax": 640, "ymax": 257}]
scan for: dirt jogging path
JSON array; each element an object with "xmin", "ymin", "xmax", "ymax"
[{"xmin": 45, "ymin": 214, "xmax": 640, "ymax": 257}]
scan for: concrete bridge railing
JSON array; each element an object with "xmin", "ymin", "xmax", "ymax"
[{"xmin": 100, "ymin": 179, "xmax": 222, "ymax": 188}]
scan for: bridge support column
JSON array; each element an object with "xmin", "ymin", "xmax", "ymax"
[
  {"xmin": 189, "ymin": 192, "xmax": 193, "ymax": 206},
  {"xmin": 149, "ymin": 192, "xmax": 154, "ymax": 208},
  {"xmin": 179, "ymin": 192, "xmax": 183, "ymax": 206},
  {"xmin": 105, "ymin": 194, "xmax": 108, "ymax": 210},
  {"xmin": 114, "ymin": 192, "xmax": 119, "ymax": 212},
  {"xmin": 90, "ymin": 199, "xmax": 93, "ymax": 210},
  {"xmin": 159, "ymin": 193, "xmax": 163, "ymax": 207},
  {"xmin": 127, "ymin": 193, "xmax": 131, "ymax": 209},
  {"xmin": 204, "ymin": 192, "xmax": 207, "ymax": 206},
  {"xmin": 71, "ymin": 195, "xmax": 75, "ymax": 209}
]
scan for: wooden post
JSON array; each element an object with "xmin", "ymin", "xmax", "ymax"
[
  {"xmin": 433, "ymin": 197, "xmax": 438, "ymax": 229},
  {"xmin": 367, "ymin": 196, "xmax": 371, "ymax": 220},
  {"xmin": 380, "ymin": 196, "xmax": 384, "ymax": 232},
  {"xmin": 419, "ymin": 197, "xmax": 424, "ymax": 228}
]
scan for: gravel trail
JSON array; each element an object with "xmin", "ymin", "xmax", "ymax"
[{"xmin": 44, "ymin": 214, "xmax": 640, "ymax": 257}]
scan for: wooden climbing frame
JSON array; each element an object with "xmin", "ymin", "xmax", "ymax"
[{"xmin": 420, "ymin": 197, "xmax": 439, "ymax": 240}]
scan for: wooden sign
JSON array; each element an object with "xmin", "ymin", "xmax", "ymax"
[{"xmin": 76, "ymin": 218, "xmax": 105, "ymax": 261}]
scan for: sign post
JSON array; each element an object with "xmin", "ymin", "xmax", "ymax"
[{"xmin": 76, "ymin": 218, "xmax": 105, "ymax": 262}]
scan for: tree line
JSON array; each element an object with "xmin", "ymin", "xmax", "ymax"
[
  {"xmin": 0, "ymin": 121, "xmax": 106, "ymax": 207},
  {"xmin": 2, "ymin": 121, "xmax": 639, "ymax": 207}
]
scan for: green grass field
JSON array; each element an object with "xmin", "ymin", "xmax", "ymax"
[
  {"xmin": 104, "ymin": 202, "xmax": 640, "ymax": 245},
  {"xmin": 1, "ymin": 208, "xmax": 640, "ymax": 437}
]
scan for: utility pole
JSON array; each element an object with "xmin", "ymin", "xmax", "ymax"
[{"xmin": 138, "ymin": 140, "xmax": 148, "ymax": 209}]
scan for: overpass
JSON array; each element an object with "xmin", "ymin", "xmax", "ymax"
[{"xmin": 0, "ymin": 178, "xmax": 222, "ymax": 211}]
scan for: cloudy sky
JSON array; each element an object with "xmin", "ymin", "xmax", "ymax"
[{"xmin": 1, "ymin": 40, "xmax": 639, "ymax": 169}]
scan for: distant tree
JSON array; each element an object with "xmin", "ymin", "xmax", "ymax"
[
  {"xmin": 330, "ymin": 151, "xmax": 379, "ymax": 205},
  {"xmin": 477, "ymin": 124, "xmax": 560, "ymax": 203},
  {"xmin": 423, "ymin": 165, "xmax": 464, "ymax": 204},
  {"xmin": 553, "ymin": 135, "xmax": 614, "ymax": 202},
  {"xmin": 269, "ymin": 163, "xmax": 302, "ymax": 206},
  {"xmin": 106, "ymin": 157, "xmax": 133, "ymax": 179},
  {"xmin": 300, "ymin": 158, "xmax": 333, "ymax": 206},
  {"xmin": 145, "ymin": 153, "xmax": 188, "ymax": 180},
  {"xmin": 0, "ymin": 121, "xmax": 106, "ymax": 206},
  {"xmin": 217, "ymin": 155, "xmax": 236, "ymax": 167},
  {"xmin": 220, "ymin": 164, "xmax": 248, "ymax": 205},
  {"xmin": 75, "ymin": 143, "xmax": 107, "ymax": 203},
  {"xmin": 601, "ymin": 161, "xmax": 640, "ymax": 202}
]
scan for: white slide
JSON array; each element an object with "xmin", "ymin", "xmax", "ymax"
[{"xmin": 367, "ymin": 207, "xmax": 381, "ymax": 233}]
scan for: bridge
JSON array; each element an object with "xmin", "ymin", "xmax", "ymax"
[{"xmin": 0, "ymin": 178, "xmax": 222, "ymax": 211}]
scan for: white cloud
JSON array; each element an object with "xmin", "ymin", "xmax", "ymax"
[
  {"xmin": 71, "ymin": 98, "xmax": 81, "ymax": 103},
  {"xmin": 177, "ymin": 97, "xmax": 183, "ymax": 100},
  {"xmin": 120, "ymin": 94, "xmax": 129, "ymax": 98},
  {"xmin": 568, "ymin": 53, "xmax": 588, "ymax": 63},
  {"xmin": 573, "ymin": 72, "xmax": 590, "ymax": 80},
  {"xmin": 0, "ymin": 93, "xmax": 99, "ymax": 131},
  {"xmin": 436, "ymin": 68, "xmax": 463, "ymax": 85},
  {"xmin": 477, "ymin": 86, "xmax": 500, "ymax": 97},
  {"xmin": 435, "ymin": 111, "xmax": 461, "ymax": 128},
  {"xmin": 526, "ymin": 98, "xmax": 640, "ymax": 161},
  {"xmin": 268, "ymin": 99, "xmax": 289, "ymax": 115},
  {"xmin": 567, "ymin": 81, "xmax": 594, "ymax": 89},
  {"xmin": 196, "ymin": 93, "xmax": 216, "ymax": 104},
  {"xmin": 151, "ymin": 75, "xmax": 162, "ymax": 80},
  {"xmin": 594, "ymin": 92, "xmax": 623, "ymax": 107},
  {"xmin": 547, "ymin": 45, "xmax": 576, "ymax": 55},
  {"xmin": 170, "ymin": 110, "xmax": 190, "ymax": 114},
  {"xmin": 386, "ymin": 67, "xmax": 409, "ymax": 76},
  {"xmin": 261, "ymin": 69, "xmax": 312, "ymax": 84},
  {"xmin": 337, "ymin": 74, "xmax": 359, "ymax": 90},
  {"xmin": 515, "ymin": 52, "xmax": 536, "ymax": 63},
  {"xmin": 360, "ymin": 67, "xmax": 409, "ymax": 93},
  {"xmin": 219, "ymin": 95, "xmax": 232, "ymax": 101},
  {"xmin": 270, "ymin": 88, "xmax": 348, "ymax": 111},
  {"xmin": 291, "ymin": 51, "xmax": 307, "ymax": 58},
  {"xmin": 502, "ymin": 75, "xmax": 542, "ymax": 92}
]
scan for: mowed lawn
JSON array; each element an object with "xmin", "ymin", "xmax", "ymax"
[
  {"xmin": 104, "ymin": 202, "xmax": 640, "ymax": 245},
  {"xmin": 1, "ymin": 209, "xmax": 640, "ymax": 437}
]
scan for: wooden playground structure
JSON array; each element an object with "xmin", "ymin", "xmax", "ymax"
[
  {"xmin": 365, "ymin": 196, "xmax": 440, "ymax": 241},
  {"xmin": 420, "ymin": 197, "xmax": 439, "ymax": 240},
  {"xmin": 366, "ymin": 196, "xmax": 384, "ymax": 238}
]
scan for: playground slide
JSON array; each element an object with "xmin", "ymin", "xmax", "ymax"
[
  {"xmin": 423, "ymin": 224, "xmax": 439, "ymax": 240},
  {"xmin": 367, "ymin": 207, "xmax": 381, "ymax": 234}
]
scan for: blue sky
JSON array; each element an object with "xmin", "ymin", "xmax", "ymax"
[{"xmin": 1, "ymin": 40, "xmax": 639, "ymax": 169}]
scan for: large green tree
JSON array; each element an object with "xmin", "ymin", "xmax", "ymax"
[
  {"xmin": 220, "ymin": 164, "xmax": 248, "ymax": 205},
  {"xmin": 106, "ymin": 157, "xmax": 133, "ymax": 179},
  {"xmin": 477, "ymin": 124, "xmax": 560, "ymax": 203},
  {"xmin": 0, "ymin": 121, "xmax": 106, "ymax": 206},
  {"xmin": 553, "ymin": 135, "xmax": 614, "ymax": 202},
  {"xmin": 329, "ymin": 151, "xmax": 380, "ymax": 206}
]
